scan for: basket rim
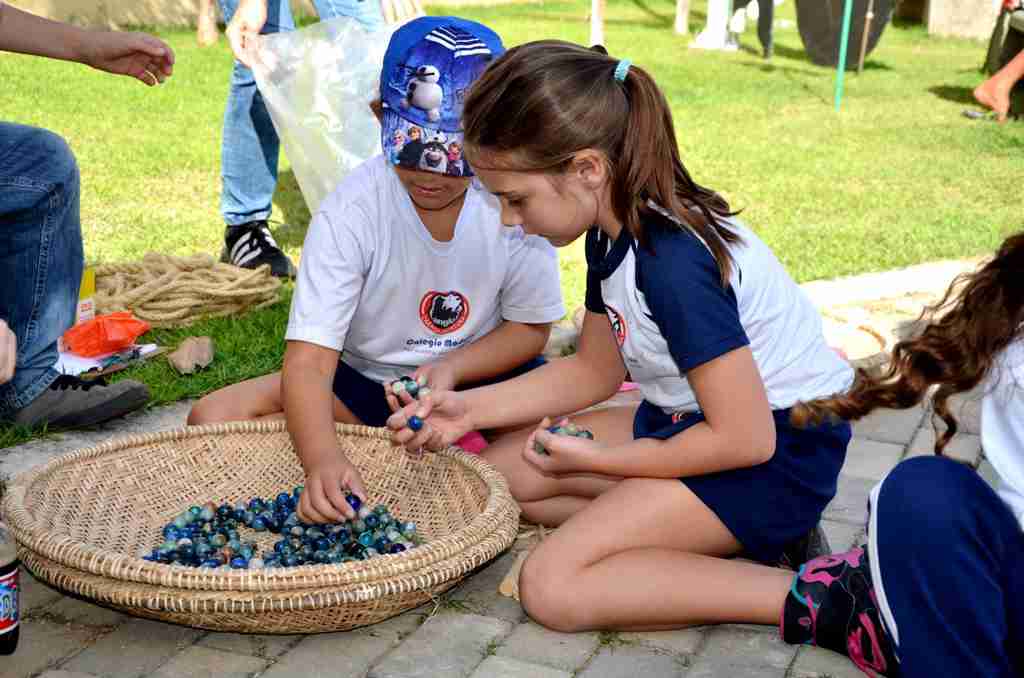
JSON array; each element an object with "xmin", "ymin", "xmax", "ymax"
[{"xmin": 1, "ymin": 420, "xmax": 519, "ymax": 593}]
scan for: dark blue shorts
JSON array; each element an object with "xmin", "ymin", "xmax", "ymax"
[
  {"xmin": 634, "ymin": 401, "xmax": 851, "ymax": 563},
  {"xmin": 332, "ymin": 357, "xmax": 547, "ymax": 428}
]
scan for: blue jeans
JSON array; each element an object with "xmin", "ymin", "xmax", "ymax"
[
  {"xmin": 218, "ymin": 0, "xmax": 384, "ymax": 225},
  {"xmin": 0, "ymin": 123, "xmax": 83, "ymax": 416}
]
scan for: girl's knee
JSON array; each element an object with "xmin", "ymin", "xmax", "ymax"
[
  {"xmin": 187, "ymin": 393, "xmax": 229, "ymax": 426},
  {"xmin": 880, "ymin": 456, "xmax": 994, "ymax": 528},
  {"xmin": 518, "ymin": 549, "xmax": 589, "ymax": 633}
]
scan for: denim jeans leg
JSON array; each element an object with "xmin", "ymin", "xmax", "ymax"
[
  {"xmin": 218, "ymin": 0, "xmax": 296, "ymax": 226},
  {"xmin": 313, "ymin": 0, "xmax": 385, "ymax": 30},
  {"xmin": 0, "ymin": 122, "xmax": 83, "ymax": 417}
]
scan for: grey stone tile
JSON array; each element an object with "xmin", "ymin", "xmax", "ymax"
[
  {"xmin": 978, "ymin": 458, "xmax": 1000, "ymax": 490},
  {"xmin": 577, "ymin": 644, "xmax": 688, "ymax": 677},
  {"xmin": 820, "ymin": 520, "xmax": 864, "ymax": 553},
  {"xmin": 618, "ymin": 628, "xmax": 704, "ymax": 657},
  {"xmin": 18, "ymin": 567, "xmax": 64, "ymax": 613},
  {"xmin": 947, "ymin": 389, "xmax": 983, "ymax": 435},
  {"xmin": 1, "ymin": 618, "xmax": 99, "ymax": 678},
  {"xmin": 368, "ymin": 613, "xmax": 512, "ymax": 678},
  {"xmin": 261, "ymin": 624, "xmax": 402, "ymax": 678},
  {"xmin": 149, "ymin": 645, "xmax": 269, "ymax": 678},
  {"xmin": 196, "ymin": 632, "xmax": 301, "ymax": 659},
  {"xmin": 43, "ymin": 596, "xmax": 125, "ymax": 627},
  {"xmin": 851, "ymin": 405, "xmax": 925, "ymax": 445},
  {"xmin": 0, "ymin": 402, "xmax": 192, "ymax": 481},
  {"xmin": 905, "ymin": 426, "xmax": 982, "ymax": 467},
  {"xmin": 789, "ymin": 645, "xmax": 866, "ymax": 678},
  {"xmin": 62, "ymin": 618, "xmax": 202, "ymax": 678},
  {"xmin": 840, "ymin": 438, "xmax": 904, "ymax": 481},
  {"xmin": 470, "ymin": 655, "xmax": 572, "ymax": 678},
  {"xmin": 440, "ymin": 549, "xmax": 527, "ymax": 623},
  {"xmin": 684, "ymin": 627, "xmax": 794, "ymax": 678},
  {"xmin": 494, "ymin": 621, "xmax": 599, "ymax": 671},
  {"xmin": 367, "ymin": 607, "xmax": 431, "ymax": 638},
  {"xmin": 823, "ymin": 475, "xmax": 875, "ymax": 527}
]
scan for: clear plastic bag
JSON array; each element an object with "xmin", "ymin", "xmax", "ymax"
[{"xmin": 251, "ymin": 17, "xmax": 396, "ymax": 213}]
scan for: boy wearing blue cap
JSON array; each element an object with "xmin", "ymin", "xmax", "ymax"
[{"xmin": 189, "ymin": 17, "xmax": 565, "ymax": 523}]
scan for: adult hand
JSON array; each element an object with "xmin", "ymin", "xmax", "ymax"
[
  {"xmin": 386, "ymin": 390, "xmax": 473, "ymax": 454},
  {"xmin": 522, "ymin": 417, "xmax": 604, "ymax": 476},
  {"xmin": 226, "ymin": 0, "xmax": 268, "ymax": 67},
  {"xmin": 298, "ymin": 452, "xmax": 367, "ymax": 524},
  {"xmin": 0, "ymin": 320, "xmax": 15, "ymax": 385},
  {"xmin": 79, "ymin": 30, "xmax": 175, "ymax": 85}
]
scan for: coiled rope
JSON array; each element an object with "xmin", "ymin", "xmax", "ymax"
[{"xmin": 95, "ymin": 253, "xmax": 283, "ymax": 328}]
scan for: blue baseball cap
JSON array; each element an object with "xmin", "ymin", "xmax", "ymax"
[{"xmin": 379, "ymin": 16, "xmax": 504, "ymax": 177}]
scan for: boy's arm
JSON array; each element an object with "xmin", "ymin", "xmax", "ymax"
[
  {"xmin": 282, "ymin": 340, "xmax": 365, "ymax": 522},
  {"xmin": 433, "ymin": 320, "xmax": 551, "ymax": 387},
  {"xmin": 460, "ymin": 310, "xmax": 626, "ymax": 430},
  {"xmin": 0, "ymin": 4, "xmax": 173, "ymax": 82}
]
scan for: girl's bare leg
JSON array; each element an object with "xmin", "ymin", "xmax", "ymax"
[
  {"xmin": 518, "ymin": 476, "xmax": 793, "ymax": 632},
  {"xmin": 481, "ymin": 406, "xmax": 639, "ymax": 525},
  {"xmin": 187, "ymin": 372, "xmax": 364, "ymax": 425},
  {"xmin": 197, "ymin": 0, "xmax": 219, "ymax": 46}
]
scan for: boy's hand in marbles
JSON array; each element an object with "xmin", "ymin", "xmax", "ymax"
[
  {"xmin": 387, "ymin": 390, "xmax": 473, "ymax": 454},
  {"xmin": 299, "ymin": 454, "xmax": 367, "ymax": 524},
  {"xmin": 524, "ymin": 417, "xmax": 599, "ymax": 476}
]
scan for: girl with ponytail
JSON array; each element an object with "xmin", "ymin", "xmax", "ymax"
[
  {"xmin": 777, "ymin": 231, "xmax": 1024, "ymax": 677},
  {"xmin": 387, "ymin": 40, "xmax": 855, "ymax": 642}
]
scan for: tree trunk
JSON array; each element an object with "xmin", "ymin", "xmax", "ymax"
[
  {"xmin": 675, "ymin": 0, "xmax": 690, "ymax": 35},
  {"xmin": 590, "ymin": 0, "xmax": 606, "ymax": 47}
]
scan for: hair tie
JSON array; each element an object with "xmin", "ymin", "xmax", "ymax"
[{"xmin": 613, "ymin": 59, "xmax": 631, "ymax": 83}]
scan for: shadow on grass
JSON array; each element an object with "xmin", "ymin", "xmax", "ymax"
[
  {"xmin": 271, "ymin": 169, "xmax": 312, "ymax": 250},
  {"xmin": 628, "ymin": 0, "xmax": 673, "ymax": 28},
  {"xmin": 929, "ymin": 85, "xmax": 977, "ymax": 106}
]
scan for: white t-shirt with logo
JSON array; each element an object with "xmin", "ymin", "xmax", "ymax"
[
  {"xmin": 286, "ymin": 155, "xmax": 565, "ymax": 383},
  {"xmin": 980, "ymin": 337, "xmax": 1024, "ymax": 529},
  {"xmin": 585, "ymin": 215, "xmax": 853, "ymax": 414}
]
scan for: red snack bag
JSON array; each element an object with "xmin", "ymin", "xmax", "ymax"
[{"xmin": 61, "ymin": 312, "xmax": 151, "ymax": 357}]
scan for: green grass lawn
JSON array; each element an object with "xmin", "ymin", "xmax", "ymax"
[{"xmin": 0, "ymin": 0, "xmax": 1020, "ymax": 447}]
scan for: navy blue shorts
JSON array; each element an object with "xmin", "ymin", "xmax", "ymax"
[
  {"xmin": 634, "ymin": 401, "xmax": 851, "ymax": 563},
  {"xmin": 332, "ymin": 357, "xmax": 547, "ymax": 428}
]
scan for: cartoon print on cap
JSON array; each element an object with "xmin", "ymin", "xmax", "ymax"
[{"xmin": 401, "ymin": 65, "xmax": 444, "ymax": 122}]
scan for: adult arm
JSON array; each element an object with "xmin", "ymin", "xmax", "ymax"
[
  {"xmin": 0, "ymin": 4, "xmax": 173, "ymax": 83},
  {"xmin": 225, "ymin": 0, "xmax": 268, "ymax": 67}
]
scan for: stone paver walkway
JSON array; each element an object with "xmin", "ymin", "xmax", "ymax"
[{"xmin": 0, "ymin": 257, "xmax": 991, "ymax": 678}]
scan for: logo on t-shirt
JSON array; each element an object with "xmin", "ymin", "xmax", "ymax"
[
  {"xmin": 420, "ymin": 290, "xmax": 470, "ymax": 334},
  {"xmin": 606, "ymin": 305, "xmax": 626, "ymax": 347}
]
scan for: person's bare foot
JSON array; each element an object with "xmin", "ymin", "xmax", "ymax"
[{"xmin": 973, "ymin": 77, "xmax": 1012, "ymax": 123}]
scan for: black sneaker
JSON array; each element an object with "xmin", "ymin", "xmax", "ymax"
[
  {"xmin": 777, "ymin": 523, "xmax": 831, "ymax": 571},
  {"xmin": 781, "ymin": 546, "xmax": 900, "ymax": 676},
  {"xmin": 220, "ymin": 221, "xmax": 296, "ymax": 278},
  {"xmin": 9, "ymin": 375, "xmax": 150, "ymax": 430}
]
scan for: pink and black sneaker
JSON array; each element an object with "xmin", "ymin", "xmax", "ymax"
[{"xmin": 780, "ymin": 546, "xmax": 900, "ymax": 677}]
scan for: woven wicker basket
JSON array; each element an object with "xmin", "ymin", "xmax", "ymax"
[{"xmin": 1, "ymin": 422, "xmax": 519, "ymax": 633}]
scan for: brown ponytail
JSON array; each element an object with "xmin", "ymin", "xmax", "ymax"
[
  {"xmin": 462, "ymin": 40, "xmax": 740, "ymax": 284},
  {"xmin": 792, "ymin": 231, "xmax": 1024, "ymax": 455}
]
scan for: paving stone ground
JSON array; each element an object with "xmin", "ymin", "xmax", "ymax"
[{"xmin": 0, "ymin": 258, "xmax": 991, "ymax": 677}]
